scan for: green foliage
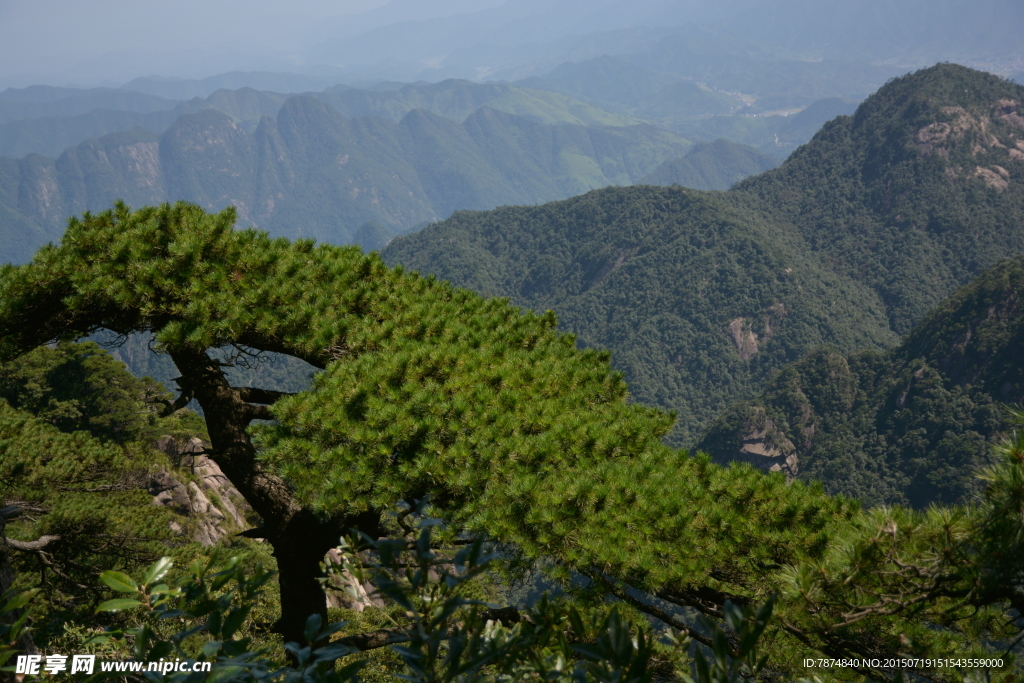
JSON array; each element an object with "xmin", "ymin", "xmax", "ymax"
[
  {"xmin": 0, "ymin": 587, "xmax": 37, "ymax": 671},
  {"xmin": 0, "ymin": 340, "xmax": 169, "ymax": 444},
  {"xmin": 0, "ymin": 399, "xmax": 178, "ymax": 635},
  {"xmin": 80, "ymin": 528, "xmax": 665, "ymax": 683},
  {"xmin": 973, "ymin": 407, "xmax": 1024, "ymax": 613},
  {"xmin": 678, "ymin": 599, "xmax": 773, "ymax": 683},
  {"xmin": 86, "ymin": 552, "xmax": 344, "ymax": 683},
  {"xmin": 254, "ymin": 296, "xmax": 674, "ymax": 519},
  {"xmin": 0, "ymin": 201, "xmax": 862, "ymax": 672},
  {"xmin": 385, "ymin": 184, "xmax": 897, "ymax": 444},
  {"xmin": 0, "ymin": 338, "xmax": 213, "ymax": 650},
  {"xmin": 6, "ymin": 200, "xmax": 1024, "ymax": 678}
]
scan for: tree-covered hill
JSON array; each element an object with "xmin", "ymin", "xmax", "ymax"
[
  {"xmin": 384, "ymin": 64, "xmax": 1024, "ymax": 444},
  {"xmin": 0, "ymin": 100, "xmax": 692, "ymax": 264},
  {"xmin": 697, "ymin": 254, "xmax": 1024, "ymax": 509},
  {"xmin": 735, "ymin": 63, "xmax": 1024, "ymax": 333}
]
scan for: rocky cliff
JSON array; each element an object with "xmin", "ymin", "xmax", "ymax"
[{"xmin": 148, "ymin": 436, "xmax": 251, "ymax": 546}]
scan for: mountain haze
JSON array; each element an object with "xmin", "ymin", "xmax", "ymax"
[
  {"xmin": 0, "ymin": 98, "xmax": 691, "ymax": 264},
  {"xmin": 0, "ymin": 80, "xmax": 631, "ymax": 159}
]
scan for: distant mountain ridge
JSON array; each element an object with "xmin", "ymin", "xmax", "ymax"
[
  {"xmin": 0, "ymin": 97, "xmax": 692, "ymax": 264},
  {"xmin": 640, "ymin": 138, "xmax": 780, "ymax": 189},
  {"xmin": 0, "ymin": 80, "xmax": 638, "ymax": 158},
  {"xmin": 384, "ymin": 64, "xmax": 1024, "ymax": 444}
]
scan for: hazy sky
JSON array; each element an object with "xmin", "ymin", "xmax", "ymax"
[
  {"xmin": 3, "ymin": 0, "xmax": 1021, "ymax": 90},
  {"xmin": 0, "ymin": 0, "xmax": 503, "ymax": 87}
]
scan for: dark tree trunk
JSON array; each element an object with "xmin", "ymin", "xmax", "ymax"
[
  {"xmin": 273, "ymin": 520, "xmax": 334, "ymax": 639},
  {"xmin": 166, "ymin": 347, "xmax": 376, "ymax": 645}
]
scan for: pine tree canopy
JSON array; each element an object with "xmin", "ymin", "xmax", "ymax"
[{"xmin": 0, "ymin": 202, "xmax": 846, "ymax": 639}]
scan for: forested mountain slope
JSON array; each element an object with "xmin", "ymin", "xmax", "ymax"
[
  {"xmin": 384, "ymin": 64, "xmax": 1024, "ymax": 444},
  {"xmin": 735, "ymin": 63, "xmax": 1024, "ymax": 332},
  {"xmin": 697, "ymin": 255, "xmax": 1024, "ymax": 509},
  {"xmin": 385, "ymin": 185, "xmax": 898, "ymax": 443},
  {"xmin": 0, "ymin": 99, "xmax": 690, "ymax": 264}
]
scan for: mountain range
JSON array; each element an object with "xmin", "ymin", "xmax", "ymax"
[
  {"xmin": 0, "ymin": 80, "xmax": 643, "ymax": 159},
  {"xmin": 384, "ymin": 64, "xmax": 1024, "ymax": 456},
  {"xmin": 2, "ymin": 74, "xmax": 833, "ymax": 266},
  {"xmin": 4, "ymin": 62, "xmax": 1023, "ymax": 511},
  {"xmin": 0, "ymin": 97, "xmax": 695, "ymax": 264}
]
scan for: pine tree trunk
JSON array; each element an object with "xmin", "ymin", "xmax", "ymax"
[{"xmin": 165, "ymin": 348, "xmax": 377, "ymax": 645}]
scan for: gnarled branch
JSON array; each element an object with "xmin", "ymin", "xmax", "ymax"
[{"xmin": 5, "ymin": 535, "xmax": 60, "ymax": 552}]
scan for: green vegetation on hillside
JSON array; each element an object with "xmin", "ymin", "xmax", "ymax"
[
  {"xmin": 736, "ymin": 63, "xmax": 1024, "ymax": 333},
  {"xmin": 0, "ymin": 341, "xmax": 211, "ymax": 645},
  {"xmin": 386, "ymin": 185, "xmax": 898, "ymax": 443},
  {"xmin": 640, "ymin": 138, "xmax": 780, "ymax": 190},
  {"xmin": 698, "ymin": 255, "xmax": 1024, "ymax": 508}
]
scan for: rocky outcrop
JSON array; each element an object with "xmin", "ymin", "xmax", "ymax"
[
  {"xmin": 149, "ymin": 436, "xmax": 251, "ymax": 546},
  {"xmin": 727, "ymin": 317, "xmax": 760, "ymax": 361},
  {"xmin": 323, "ymin": 548, "xmax": 386, "ymax": 612},
  {"xmin": 698, "ymin": 404, "xmax": 799, "ymax": 480},
  {"xmin": 732, "ymin": 407, "xmax": 799, "ymax": 478}
]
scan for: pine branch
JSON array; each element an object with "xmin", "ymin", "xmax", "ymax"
[{"xmin": 5, "ymin": 534, "xmax": 60, "ymax": 552}]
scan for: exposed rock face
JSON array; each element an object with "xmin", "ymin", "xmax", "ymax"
[
  {"xmin": 733, "ymin": 406, "xmax": 799, "ymax": 478},
  {"xmin": 149, "ymin": 435, "xmax": 382, "ymax": 609},
  {"xmin": 149, "ymin": 435, "xmax": 251, "ymax": 546},
  {"xmin": 147, "ymin": 468, "xmax": 190, "ymax": 514},
  {"xmin": 914, "ymin": 100, "xmax": 1022, "ymax": 191},
  {"xmin": 727, "ymin": 317, "xmax": 760, "ymax": 361},
  {"xmin": 974, "ymin": 165, "xmax": 1009, "ymax": 191}
]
